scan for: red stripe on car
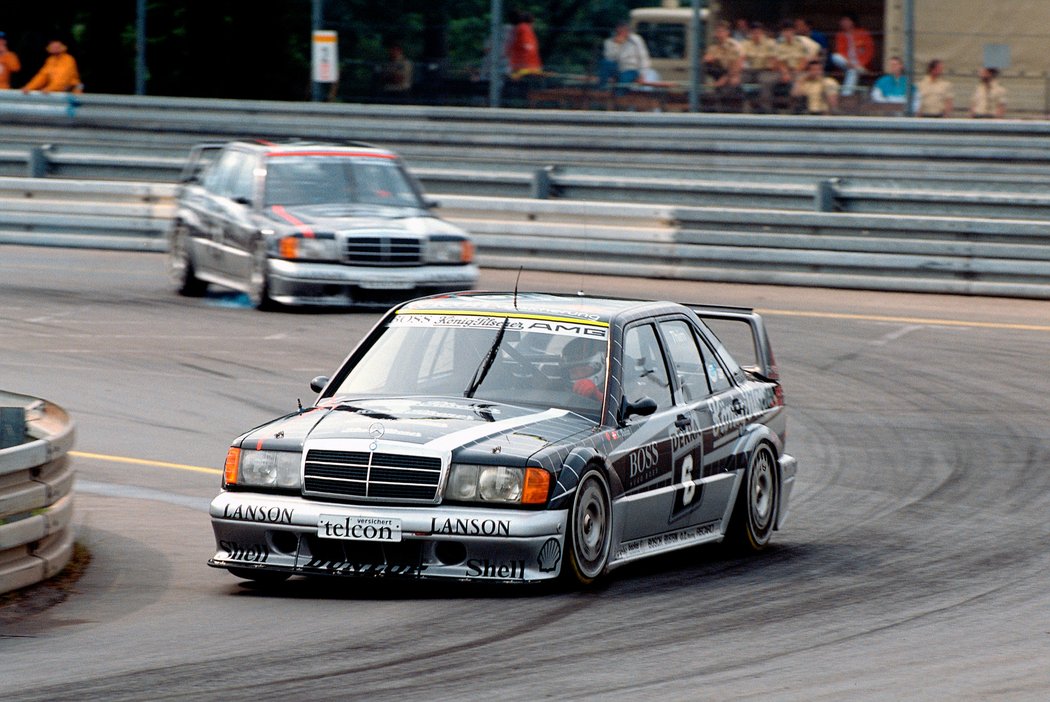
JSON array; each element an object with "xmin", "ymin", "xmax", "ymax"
[{"xmin": 271, "ymin": 205, "xmax": 315, "ymax": 238}]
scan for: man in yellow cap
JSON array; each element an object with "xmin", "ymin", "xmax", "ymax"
[{"xmin": 22, "ymin": 39, "xmax": 81, "ymax": 93}]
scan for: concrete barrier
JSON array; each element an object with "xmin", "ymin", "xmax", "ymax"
[{"xmin": 0, "ymin": 391, "xmax": 76, "ymax": 596}]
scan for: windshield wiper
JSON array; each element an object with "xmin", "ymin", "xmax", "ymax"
[{"xmin": 464, "ymin": 317, "xmax": 510, "ymax": 399}]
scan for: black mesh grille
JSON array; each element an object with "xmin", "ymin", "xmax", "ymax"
[
  {"xmin": 304, "ymin": 449, "xmax": 442, "ymax": 503},
  {"xmin": 343, "ymin": 237, "xmax": 422, "ymax": 266}
]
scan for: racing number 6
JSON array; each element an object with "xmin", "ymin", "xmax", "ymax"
[{"xmin": 680, "ymin": 455, "xmax": 696, "ymax": 506}]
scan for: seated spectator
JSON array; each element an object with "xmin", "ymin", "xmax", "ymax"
[
  {"xmin": 0, "ymin": 31, "xmax": 20, "ymax": 90},
  {"xmin": 703, "ymin": 21, "xmax": 744, "ymax": 89},
  {"xmin": 22, "ymin": 38, "xmax": 81, "ymax": 94},
  {"xmin": 598, "ymin": 20, "xmax": 651, "ymax": 88},
  {"xmin": 794, "ymin": 18, "xmax": 829, "ymax": 63},
  {"xmin": 871, "ymin": 56, "xmax": 909, "ymax": 103},
  {"xmin": 777, "ymin": 19, "xmax": 820, "ymax": 77},
  {"xmin": 917, "ymin": 59, "xmax": 953, "ymax": 117},
  {"xmin": 792, "ymin": 59, "xmax": 839, "ymax": 115},
  {"xmin": 831, "ymin": 13, "xmax": 874, "ymax": 96},
  {"xmin": 971, "ymin": 67, "xmax": 1006, "ymax": 118},
  {"xmin": 506, "ymin": 9, "xmax": 542, "ymax": 80},
  {"xmin": 379, "ymin": 43, "xmax": 413, "ymax": 94},
  {"xmin": 740, "ymin": 22, "xmax": 781, "ymax": 113}
]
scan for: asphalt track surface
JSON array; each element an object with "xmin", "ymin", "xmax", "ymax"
[{"xmin": 1, "ymin": 245, "xmax": 1049, "ymax": 701}]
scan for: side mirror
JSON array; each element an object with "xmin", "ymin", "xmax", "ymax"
[
  {"xmin": 619, "ymin": 396, "xmax": 657, "ymax": 424},
  {"xmin": 310, "ymin": 376, "xmax": 330, "ymax": 393}
]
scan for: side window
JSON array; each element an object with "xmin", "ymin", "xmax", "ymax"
[
  {"xmin": 227, "ymin": 153, "xmax": 256, "ymax": 203},
  {"xmin": 697, "ymin": 332, "xmax": 733, "ymax": 393},
  {"xmin": 659, "ymin": 319, "xmax": 712, "ymax": 403},
  {"xmin": 202, "ymin": 150, "xmax": 239, "ymax": 196},
  {"xmin": 622, "ymin": 324, "xmax": 673, "ymax": 410}
]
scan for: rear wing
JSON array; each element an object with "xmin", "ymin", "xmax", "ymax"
[{"xmin": 687, "ymin": 304, "xmax": 779, "ymax": 381}]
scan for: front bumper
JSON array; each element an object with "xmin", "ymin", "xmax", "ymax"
[
  {"xmin": 267, "ymin": 259, "xmax": 479, "ymax": 306},
  {"xmin": 208, "ymin": 491, "xmax": 567, "ymax": 582}
]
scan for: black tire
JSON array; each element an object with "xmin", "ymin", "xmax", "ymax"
[
  {"xmin": 725, "ymin": 444, "xmax": 779, "ymax": 552},
  {"xmin": 169, "ymin": 223, "xmax": 207, "ymax": 297},
  {"xmin": 247, "ymin": 241, "xmax": 277, "ymax": 311},
  {"xmin": 228, "ymin": 567, "xmax": 290, "ymax": 584},
  {"xmin": 564, "ymin": 468, "xmax": 613, "ymax": 586}
]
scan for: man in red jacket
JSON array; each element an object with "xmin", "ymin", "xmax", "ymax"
[{"xmin": 831, "ymin": 13, "xmax": 874, "ymax": 97}]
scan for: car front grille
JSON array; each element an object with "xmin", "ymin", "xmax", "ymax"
[
  {"xmin": 303, "ymin": 449, "xmax": 443, "ymax": 503},
  {"xmin": 342, "ymin": 236, "xmax": 422, "ymax": 266}
]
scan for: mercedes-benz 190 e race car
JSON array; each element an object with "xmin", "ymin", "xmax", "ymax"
[{"xmin": 208, "ymin": 292, "xmax": 797, "ymax": 585}]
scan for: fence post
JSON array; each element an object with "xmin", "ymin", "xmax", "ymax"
[
  {"xmin": 27, "ymin": 146, "xmax": 50, "ymax": 178},
  {"xmin": 815, "ymin": 178, "xmax": 839, "ymax": 212},
  {"xmin": 531, "ymin": 165, "xmax": 557, "ymax": 199}
]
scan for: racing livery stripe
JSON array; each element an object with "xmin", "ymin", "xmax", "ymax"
[
  {"xmin": 266, "ymin": 150, "xmax": 396, "ymax": 159},
  {"xmin": 424, "ymin": 408, "xmax": 570, "ymax": 453},
  {"xmin": 271, "ymin": 205, "xmax": 315, "ymax": 238},
  {"xmin": 397, "ymin": 309, "xmax": 609, "ymax": 327}
]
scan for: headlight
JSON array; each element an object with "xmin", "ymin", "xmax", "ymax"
[
  {"xmin": 224, "ymin": 448, "xmax": 302, "ymax": 490},
  {"xmin": 278, "ymin": 234, "xmax": 339, "ymax": 261},
  {"xmin": 446, "ymin": 464, "xmax": 550, "ymax": 505},
  {"xmin": 425, "ymin": 238, "xmax": 474, "ymax": 264}
]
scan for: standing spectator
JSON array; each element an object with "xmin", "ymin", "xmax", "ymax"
[
  {"xmin": 971, "ymin": 67, "xmax": 1006, "ymax": 118},
  {"xmin": 22, "ymin": 39, "xmax": 81, "ymax": 93},
  {"xmin": 506, "ymin": 9, "xmax": 542, "ymax": 79},
  {"xmin": 703, "ymin": 21, "xmax": 744, "ymax": 91},
  {"xmin": 871, "ymin": 56, "xmax": 909, "ymax": 103},
  {"xmin": 0, "ymin": 32, "xmax": 20, "ymax": 90},
  {"xmin": 740, "ymin": 23, "xmax": 780, "ymax": 113},
  {"xmin": 831, "ymin": 13, "xmax": 875, "ymax": 96},
  {"xmin": 917, "ymin": 59, "xmax": 953, "ymax": 117},
  {"xmin": 794, "ymin": 18, "xmax": 829, "ymax": 62},
  {"xmin": 599, "ymin": 20, "xmax": 651, "ymax": 87},
  {"xmin": 777, "ymin": 20, "xmax": 820, "ymax": 75},
  {"xmin": 379, "ymin": 43, "xmax": 413, "ymax": 94},
  {"xmin": 792, "ymin": 59, "xmax": 839, "ymax": 115}
]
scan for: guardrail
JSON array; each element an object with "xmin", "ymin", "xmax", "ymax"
[
  {"xmin": 3, "ymin": 176, "xmax": 1047, "ymax": 299},
  {"xmin": 0, "ymin": 391, "xmax": 76, "ymax": 596}
]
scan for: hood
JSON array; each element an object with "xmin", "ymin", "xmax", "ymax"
[{"xmin": 238, "ymin": 397, "xmax": 596, "ymax": 464}]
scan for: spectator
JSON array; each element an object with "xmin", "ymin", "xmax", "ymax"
[
  {"xmin": 971, "ymin": 67, "xmax": 1006, "ymax": 118},
  {"xmin": 792, "ymin": 59, "xmax": 839, "ymax": 115},
  {"xmin": 740, "ymin": 23, "xmax": 781, "ymax": 113},
  {"xmin": 506, "ymin": 9, "xmax": 542, "ymax": 79},
  {"xmin": 794, "ymin": 18, "xmax": 829, "ymax": 62},
  {"xmin": 599, "ymin": 20, "xmax": 652, "ymax": 88},
  {"xmin": 831, "ymin": 13, "xmax": 875, "ymax": 96},
  {"xmin": 703, "ymin": 21, "xmax": 744, "ymax": 90},
  {"xmin": 777, "ymin": 19, "xmax": 820, "ymax": 76},
  {"xmin": 379, "ymin": 43, "xmax": 413, "ymax": 93},
  {"xmin": 732, "ymin": 18, "xmax": 750, "ymax": 42},
  {"xmin": 871, "ymin": 56, "xmax": 909, "ymax": 103},
  {"xmin": 0, "ymin": 31, "xmax": 20, "ymax": 90},
  {"xmin": 917, "ymin": 59, "xmax": 953, "ymax": 117},
  {"xmin": 22, "ymin": 39, "xmax": 81, "ymax": 93}
]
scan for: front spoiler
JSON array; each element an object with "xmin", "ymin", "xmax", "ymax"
[
  {"xmin": 209, "ymin": 491, "xmax": 568, "ymax": 583},
  {"xmin": 267, "ymin": 259, "xmax": 479, "ymax": 306}
]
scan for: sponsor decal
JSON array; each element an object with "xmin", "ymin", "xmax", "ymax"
[
  {"xmin": 318, "ymin": 515, "xmax": 402, "ymax": 542},
  {"xmin": 392, "ymin": 313, "xmax": 608, "ymax": 340},
  {"xmin": 537, "ymin": 538, "xmax": 562, "ymax": 573},
  {"xmin": 219, "ymin": 540, "xmax": 270, "ymax": 563},
  {"xmin": 615, "ymin": 522, "xmax": 720, "ymax": 561},
  {"xmin": 430, "ymin": 517, "xmax": 510, "ymax": 537},
  {"xmin": 466, "ymin": 559, "xmax": 527, "ymax": 579},
  {"xmin": 302, "ymin": 557, "xmax": 428, "ymax": 577},
  {"xmin": 710, "ymin": 387, "xmax": 776, "ymax": 440},
  {"xmin": 625, "ymin": 443, "xmax": 662, "ymax": 491},
  {"xmin": 222, "ymin": 503, "xmax": 294, "ymax": 525}
]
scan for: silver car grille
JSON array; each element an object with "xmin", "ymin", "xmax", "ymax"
[
  {"xmin": 303, "ymin": 449, "xmax": 443, "ymax": 503},
  {"xmin": 342, "ymin": 236, "xmax": 422, "ymax": 266}
]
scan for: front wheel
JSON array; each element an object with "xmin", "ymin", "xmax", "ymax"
[
  {"xmin": 564, "ymin": 468, "xmax": 612, "ymax": 586},
  {"xmin": 169, "ymin": 223, "xmax": 207, "ymax": 297},
  {"xmin": 725, "ymin": 444, "xmax": 779, "ymax": 552},
  {"xmin": 247, "ymin": 241, "xmax": 277, "ymax": 311}
]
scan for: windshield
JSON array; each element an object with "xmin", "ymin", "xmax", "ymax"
[
  {"xmin": 263, "ymin": 156, "xmax": 422, "ymax": 208},
  {"xmin": 328, "ymin": 313, "xmax": 609, "ymax": 420}
]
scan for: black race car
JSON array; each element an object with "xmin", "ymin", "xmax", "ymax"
[{"xmin": 209, "ymin": 292, "xmax": 797, "ymax": 585}]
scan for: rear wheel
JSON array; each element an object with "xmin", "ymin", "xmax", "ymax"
[
  {"xmin": 725, "ymin": 444, "xmax": 779, "ymax": 552},
  {"xmin": 169, "ymin": 224, "xmax": 207, "ymax": 297},
  {"xmin": 248, "ymin": 241, "xmax": 276, "ymax": 310},
  {"xmin": 564, "ymin": 468, "xmax": 612, "ymax": 586}
]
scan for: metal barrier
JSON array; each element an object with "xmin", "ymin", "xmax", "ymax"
[
  {"xmin": 5, "ymin": 176, "xmax": 1045, "ymax": 298},
  {"xmin": 0, "ymin": 391, "xmax": 76, "ymax": 596}
]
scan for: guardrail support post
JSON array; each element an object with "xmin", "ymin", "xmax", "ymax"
[
  {"xmin": 815, "ymin": 178, "xmax": 839, "ymax": 212},
  {"xmin": 27, "ymin": 146, "xmax": 50, "ymax": 178},
  {"xmin": 531, "ymin": 165, "xmax": 556, "ymax": 199},
  {"xmin": 0, "ymin": 407, "xmax": 25, "ymax": 449}
]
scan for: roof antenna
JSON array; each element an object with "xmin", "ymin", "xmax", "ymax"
[{"xmin": 513, "ymin": 266, "xmax": 523, "ymax": 310}]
